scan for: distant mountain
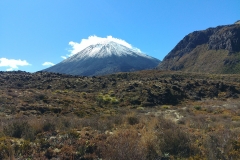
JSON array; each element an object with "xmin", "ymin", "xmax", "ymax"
[
  {"xmin": 158, "ymin": 22, "xmax": 240, "ymax": 74},
  {"xmin": 44, "ymin": 41, "xmax": 160, "ymax": 76}
]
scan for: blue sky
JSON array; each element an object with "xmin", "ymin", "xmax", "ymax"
[{"xmin": 0, "ymin": 0, "xmax": 239, "ymax": 72}]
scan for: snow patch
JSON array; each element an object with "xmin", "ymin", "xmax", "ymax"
[{"xmin": 66, "ymin": 36, "xmax": 141, "ymax": 57}]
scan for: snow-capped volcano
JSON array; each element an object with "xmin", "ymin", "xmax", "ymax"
[
  {"xmin": 65, "ymin": 41, "xmax": 154, "ymax": 60},
  {"xmin": 43, "ymin": 41, "xmax": 160, "ymax": 76}
]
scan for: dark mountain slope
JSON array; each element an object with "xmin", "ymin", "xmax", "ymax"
[{"xmin": 158, "ymin": 22, "xmax": 240, "ymax": 73}]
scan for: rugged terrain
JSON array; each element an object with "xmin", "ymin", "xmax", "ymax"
[
  {"xmin": 44, "ymin": 41, "xmax": 160, "ymax": 76},
  {"xmin": 1, "ymin": 70, "xmax": 240, "ymax": 159},
  {"xmin": 158, "ymin": 22, "xmax": 240, "ymax": 73}
]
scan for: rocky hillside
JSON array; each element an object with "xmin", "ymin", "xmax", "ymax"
[
  {"xmin": 1, "ymin": 70, "xmax": 240, "ymax": 116},
  {"xmin": 158, "ymin": 22, "xmax": 240, "ymax": 73}
]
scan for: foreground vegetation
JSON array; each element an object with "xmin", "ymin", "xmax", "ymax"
[{"xmin": 0, "ymin": 70, "xmax": 240, "ymax": 159}]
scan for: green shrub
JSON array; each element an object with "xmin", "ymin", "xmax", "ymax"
[
  {"xmin": 68, "ymin": 130, "xmax": 80, "ymax": 139},
  {"xmin": 3, "ymin": 121, "xmax": 35, "ymax": 141},
  {"xmin": 43, "ymin": 121, "xmax": 56, "ymax": 132},
  {"xmin": 194, "ymin": 106, "xmax": 202, "ymax": 110},
  {"xmin": 127, "ymin": 116, "xmax": 139, "ymax": 125},
  {"xmin": 74, "ymin": 110, "xmax": 86, "ymax": 118},
  {"xmin": 156, "ymin": 118, "xmax": 193, "ymax": 158},
  {"xmin": 97, "ymin": 93, "xmax": 119, "ymax": 106}
]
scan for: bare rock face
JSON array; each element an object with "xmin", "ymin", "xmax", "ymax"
[
  {"xmin": 208, "ymin": 25, "xmax": 240, "ymax": 52},
  {"xmin": 158, "ymin": 22, "xmax": 240, "ymax": 73}
]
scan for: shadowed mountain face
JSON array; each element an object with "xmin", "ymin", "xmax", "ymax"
[
  {"xmin": 158, "ymin": 22, "xmax": 240, "ymax": 74},
  {"xmin": 44, "ymin": 41, "xmax": 160, "ymax": 76}
]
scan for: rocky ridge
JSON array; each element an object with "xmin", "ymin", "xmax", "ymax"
[{"xmin": 158, "ymin": 22, "xmax": 240, "ymax": 73}]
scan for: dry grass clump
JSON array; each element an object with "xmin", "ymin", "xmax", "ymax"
[{"xmin": 101, "ymin": 129, "xmax": 147, "ymax": 160}]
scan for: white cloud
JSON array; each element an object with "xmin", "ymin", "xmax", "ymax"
[
  {"xmin": 61, "ymin": 56, "xmax": 67, "ymax": 59},
  {"xmin": 66, "ymin": 35, "xmax": 141, "ymax": 57},
  {"xmin": 6, "ymin": 68, "xmax": 14, "ymax": 71},
  {"xmin": 42, "ymin": 62, "xmax": 55, "ymax": 66},
  {"xmin": 0, "ymin": 58, "xmax": 31, "ymax": 71}
]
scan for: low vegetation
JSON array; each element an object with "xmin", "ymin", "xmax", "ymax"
[{"xmin": 1, "ymin": 70, "xmax": 240, "ymax": 159}]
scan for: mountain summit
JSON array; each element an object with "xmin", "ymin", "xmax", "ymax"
[{"xmin": 44, "ymin": 41, "xmax": 160, "ymax": 76}]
